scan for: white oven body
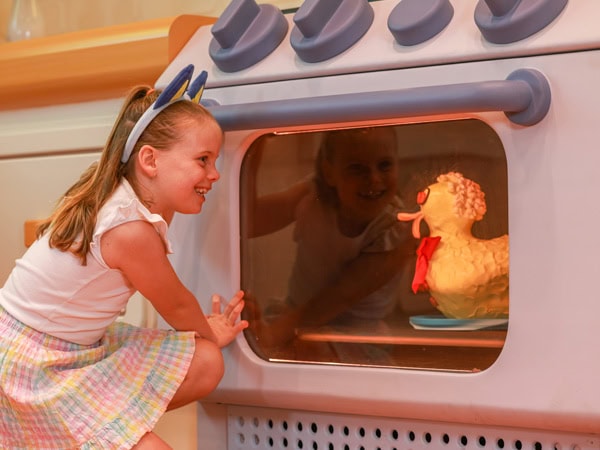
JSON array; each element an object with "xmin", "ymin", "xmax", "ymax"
[{"xmin": 158, "ymin": 1, "xmax": 600, "ymax": 446}]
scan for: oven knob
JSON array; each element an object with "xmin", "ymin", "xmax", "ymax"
[
  {"xmin": 474, "ymin": 0, "xmax": 568, "ymax": 44},
  {"xmin": 290, "ymin": 0, "xmax": 374, "ymax": 63},
  {"xmin": 388, "ymin": 0, "xmax": 454, "ymax": 46},
  {"xmin": 209, "ymin": 0, "xmax": 288, "ymax": 72}
]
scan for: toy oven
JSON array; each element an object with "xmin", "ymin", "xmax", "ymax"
[{"xmin": 158, "ymin": 0, "xmax": 600, "ymax": 447}]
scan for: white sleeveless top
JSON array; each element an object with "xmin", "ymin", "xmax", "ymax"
[{"xmin": 0, "ymin": 179, "xmax": 171, "ymax": 345}]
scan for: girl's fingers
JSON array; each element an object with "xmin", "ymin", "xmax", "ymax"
[
  {"xmin": 230, "ymin": 300, "xmax": 245, "ymax": 323},
  {"xmin": 212, "ymin": 290, "xmax": 245, "ymax": 322},
  {"xmin": 211, "ymin": 294, "xmax": 221, "ymax": 315},
  {"xmin": 235, "ymin": 319, "xmax": 249, "ymax": 332},
  {"xmin": 224, "ymin": 290, "xmax": 244, "ymax": 316},
  {"xmin": 222, "ymin": 300, "xmax": 244, "ymax": 325}
]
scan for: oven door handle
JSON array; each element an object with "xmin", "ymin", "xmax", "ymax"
[{"xmin": 206, "ymin": 68, "xmax": 550, "ymax": 130}]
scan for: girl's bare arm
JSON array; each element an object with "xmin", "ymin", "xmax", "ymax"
[
  {"xmin": 101, "ymin": 220, "xmax": 247, "ymax": 347},
  {"xmin": 303, "ymin": 244, "xmax": 413, "ymax": 325},
  {"xmin": 262, "ymin": 241, "xmax": 415, "ymax": 345},
  {"xmin": 245, "ymin": 180, "xmax": 311, "ymax": 237},
  {"xmin": 242, "ymin": 145, "xmax": 312, "ymax": 238}
]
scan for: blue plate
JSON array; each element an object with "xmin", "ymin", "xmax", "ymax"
[{"xmin": 409, "ymin": 315, "xmax": 508, "ymax": 330}]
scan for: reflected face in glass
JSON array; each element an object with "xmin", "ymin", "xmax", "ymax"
[
  {"xmin": 240, "ymin": 120, "xmax": 509, "ymax": 371},
  {"xmin": 322, "ymin": 143, "xmax": 399, "ymax": 232}
]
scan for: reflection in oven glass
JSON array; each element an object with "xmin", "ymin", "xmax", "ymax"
[{"xmin": 240, "ymin": 120, "xmax": 508, "ymax": 372}]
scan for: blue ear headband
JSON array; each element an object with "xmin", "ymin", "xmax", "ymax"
[{"xmin": 121, "ymin": 64, "xmax": 208, "ymax": 164}]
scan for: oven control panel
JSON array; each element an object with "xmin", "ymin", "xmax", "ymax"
[
  {"xmin": 209, "ymin": 0, "xmax": 567, "ymax": 72},
  {"xmin": 158, "ymin": 0, "xmax": 598, "ymax": 90}
]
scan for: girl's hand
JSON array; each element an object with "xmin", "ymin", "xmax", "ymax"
[
  {"xmin": 244, "ymin": 295, "xmax": 299, "ymax": 351},
  {"xmin": 206, "ymin": 291, "xmax": 249, "ymax": 348}
]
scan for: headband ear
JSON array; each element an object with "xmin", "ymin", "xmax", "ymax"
[
  {"xmin": 187, "ymin": 70, "xmax": 208, "ymax": 104},
  {"xmin": 154, "ymin": 64, "xmax": 195, "ymax": 109},
  {"xmin": 121, "ymin": 64, "xmax": 208, "ymax": 164}
]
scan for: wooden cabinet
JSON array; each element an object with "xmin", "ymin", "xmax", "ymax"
[{"xmin": 0, "ymin": 15, "xmax": 216, "ymax": 111}]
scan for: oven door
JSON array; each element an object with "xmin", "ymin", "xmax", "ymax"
[{"xmin": 166, "ymin": 46, "xmax": 600, "ymax": 435}]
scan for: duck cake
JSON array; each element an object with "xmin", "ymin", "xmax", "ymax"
[{"xmin": 398, "ymin": 172, "xmax": 508, "ymax": 319}]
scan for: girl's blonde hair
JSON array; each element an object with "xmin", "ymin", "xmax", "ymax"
[{"xmin": 37, "ymin": 85, "xmax": 219, "ymax": 264}]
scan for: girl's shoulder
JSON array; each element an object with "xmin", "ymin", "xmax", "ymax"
[{"xmin": 94, "ymin": 180, "xmax": 172, "ymax": 253}]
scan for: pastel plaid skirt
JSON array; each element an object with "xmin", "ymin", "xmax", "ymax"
[{"xmin": 0, "ymin": 306, "xmax": 195, "ymax": 449}]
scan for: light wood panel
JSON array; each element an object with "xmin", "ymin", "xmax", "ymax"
[{"xmin": 0, "ymin": 15, "xmax": 216, "ymax": 111}]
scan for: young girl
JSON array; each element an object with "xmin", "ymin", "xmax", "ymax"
[
  {"xmin": 245, "ymin": 126, "xmax": 415, "ymax": 349},
  {"xmin": 0, "ymin": 65, "xmax": 247, "ymax": 449}
]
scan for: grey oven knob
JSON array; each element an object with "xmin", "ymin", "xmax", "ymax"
[
  {"xmin": 474, "ymin": 0, "xmax": 568, "ymax": 44},
  {"xmin": 290, "ymin": 0, "xmax": 374, "ymax": 63},
  {"xmin": 388, "ymin": 0, "xmax": 454, "ymax": 46},
  {"xmin": 209, "ymin": 0, "xmax": 288, "ymax": 72}
]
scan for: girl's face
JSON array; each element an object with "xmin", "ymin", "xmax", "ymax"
[
  {"xmin": 148, "ymin": 120, "xmax": 222, "ymax": 223},
  {"xmin": 323, "ymin": 141, "xmax": 399, "ymax": 232}
]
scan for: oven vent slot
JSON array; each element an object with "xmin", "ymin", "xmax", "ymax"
[{"xmin": 227, "ymin": 405, "xmax": 599, "ymax": 450}]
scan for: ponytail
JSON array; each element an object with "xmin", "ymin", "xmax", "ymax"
[{"xmin": 36, "ymin": 86, "xmax": 156, "ymax": 264}]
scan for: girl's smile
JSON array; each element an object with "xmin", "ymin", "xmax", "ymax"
[
  {"xmin": 141, "ymin": 120, "xmax": 223, "ymax": 223},
  {"xmin": 325, "ymin": 145, "xmax": 399, "ymax": 234}
]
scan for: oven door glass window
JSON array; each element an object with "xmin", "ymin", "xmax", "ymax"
[{"xmin": 239, "ymin": 119, "xmax": 508, "ymax": 371}]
